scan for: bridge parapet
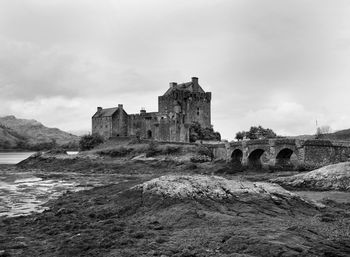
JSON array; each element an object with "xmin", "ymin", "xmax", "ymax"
[
  {"xmin": 227, "ymin": 138, "xmax": 350, "ymax": 170},
  {"xmin": 229, "ymin": 141, "xmax": 242, "ymax": 147},
  {"xmin": 245, "ymin": 139, "xmax": 269, "ymax": 145},
  {"xmin": 270, "ymin": 138, "xmax": 297, "ymax": 145}
]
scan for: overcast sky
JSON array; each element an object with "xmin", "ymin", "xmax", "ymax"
[{"xmin": 0, "ymin": 0, "xmax": 350, "ymax": 140}]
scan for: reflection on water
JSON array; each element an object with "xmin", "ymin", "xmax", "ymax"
[{"xmin": 0, "ymin": 152, "xmax": 36, "ymax": 164}]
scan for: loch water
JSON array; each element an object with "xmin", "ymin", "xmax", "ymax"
[
  {"xmin": 0, "ymin": 152, "xmax": 36, "ymax": 165},
  {"xmin": 0, "ymin": 151, "xmax": 123, "ymax": 217}
]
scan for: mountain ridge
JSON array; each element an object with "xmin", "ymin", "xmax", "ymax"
[{"xmin": 0, "ymin": 115, "xmax": 79, "ymax": 150}]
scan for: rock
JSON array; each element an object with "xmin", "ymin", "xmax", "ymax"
[
  {"xmin": 45, "ymin": 149, "xmax": 68, "ymax": 155},
  {"xmin": 131, "ymin": 154, "xmax": 157, "ymax": 162},
  {"xmin": 134, "ymin": 175, "xmax": 313, "ymax": 203},
  {"xmin": 272, "ymin": 162, "xmax": 350, "ymax": 191}
]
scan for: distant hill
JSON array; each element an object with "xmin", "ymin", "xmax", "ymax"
[
  {"xmin": 290, "ymin": 128, "xmax": 350, "ymax": 141},
  {"xmin": 318, "ymin": 128, "xmax": 350, "ymax": 141},
  {"xmin": 0, "ymin": 115, "xmax": 79, "ymax": 150}
]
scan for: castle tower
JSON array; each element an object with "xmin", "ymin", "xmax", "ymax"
[{"xmin": 158, "ymin": 77, "xmax": 211, "ymax": 128}]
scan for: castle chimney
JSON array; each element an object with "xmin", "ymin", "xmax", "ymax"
[
  {"xmin": 97, "ymin": 107, "xmax": 102, "ymax": 112},
  {"xmin": 191, "ymin": 77, "xmax": 198, "ymax": 84},
  {"xmin": 118, "ymin": 104, "xmax": 123, "ymax": 109},
  {"xmin": 169, "ymin": 82, "xmax": 177, "ymax": 88},
  {"xmin": 140, "ymin": 107, "xmax": 146, "ymax": 114}
]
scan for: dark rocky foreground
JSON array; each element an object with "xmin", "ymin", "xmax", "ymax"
[{"xmin": 1, "ymin": 172, "xmax": 350, "ymax": 257}]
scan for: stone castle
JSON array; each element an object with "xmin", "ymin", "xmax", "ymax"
[{"xmin": 92, "ymin": 77, "xmax": 211, "ymax": 142}]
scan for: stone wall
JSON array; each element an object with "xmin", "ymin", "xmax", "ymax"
[
  {"xmin": 184, "ymin": 92, "xmax": 211, "ymax": 128},
  {"xmin": 153, "ymin": 119, "xmax": 189, "ymax": 142},
  {"xmin": 112, "ymin": 109, "xmax": 128, "ymax": 137},
  {"xmin": 128, "ymin": 113, "xmax": 157, "ymax": 139},
  {"xmin": 158, "ymin": 90, "xmax": 211, "ymax": 129},
  {"xmin": 205, "ymin": 143, "xmax": 227, "ymax": 160},
  {"xmin": 92, "ymin": 116, "xmax": 113, "ymax": 139},
  {"xmin": 226, "ymin": 139, "xmax": 350, "ymax": 170},
  {"xmin": 303, "ymin": 140, "xmax": 350, "ymax": 169}
]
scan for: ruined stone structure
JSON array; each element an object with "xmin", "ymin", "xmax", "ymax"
[
  {"xmin": 92, "ymin": 77, "xmax": 211, "ymax": 142},
  {"xmin": 208, "ymin": 139, "xmax": 350, "ymax": 170}
]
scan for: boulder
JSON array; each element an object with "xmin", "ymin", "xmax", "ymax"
[{"xmin": 272, "ymin": 162, "xmax": 350, "ymax": 191}]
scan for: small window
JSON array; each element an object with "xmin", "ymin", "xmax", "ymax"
[{"xmin": 147, "ymin": 130, "xmax": 152, "ymax": 139}]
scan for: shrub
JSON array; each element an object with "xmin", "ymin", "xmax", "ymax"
[
  {"xmin": 79, "ymin": 134, "xmax": 104, "ymax": 151},
  {"xmin": 163, "ymin": 145, "xmax": 181, "ymax": 155},
  {"xmin": 190, "ymin": 155, "xmax": 212, "ymax": 163},
  {"xmin": 145, "ymin": 141, "xmax": 161, "ymax": 157},
  {"xmin": 45, "ymin": 148, "xmax": 67, "ymax": 155},
  {"xmin": 189, "ymin": 122, "xmax": 221, "ymax": 142},
  {"xmin": 235, "ymin": 126, "xmax": 277, "ymax": 140},
  {"xmin": 145, "ymin": 143, "xmax": 181, "ymax": 157},
  {"xmin": 97, "ymin": 146, "xmax": 133, "ymax": 157},
  {"xmin": 197, "ymin": 146, "xmax": 213, "ymax": 159}
]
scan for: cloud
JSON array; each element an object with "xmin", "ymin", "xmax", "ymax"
[{"xmin": 1, "ymin": 0, "xmax": 350, "ymax": 139}]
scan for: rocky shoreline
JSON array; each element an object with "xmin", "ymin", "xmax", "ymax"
[{"xmin": 1, "ymin": 152, "xmax": 350, "ymax": 256}]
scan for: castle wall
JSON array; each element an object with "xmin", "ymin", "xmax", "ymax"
[
  {"xmin": 111, "ymin": 109, "xmax": 128, "ymax": 137},
  {"xmin": 158, "ymin": 90, "xmax": 211, "ymax": 128},
  {"xmin": 92, "ymin": 116, "xmax": 113, "ymax": 139},
  {"xmin": 153, "ymin": 118, "xmax": 189, "ymax": 142},
  {"xmin": 128, "ymin": 113, "xmax": 157, "ymax": 139},
  {"xmin": 93, "ymin": 77, "xmax": 211, "ymax": 143},
  {"xmin": 184, "ymin": 92, "xmax": 211, "ymax": 128}
]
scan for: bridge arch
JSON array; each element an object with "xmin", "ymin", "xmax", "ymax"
[
  {"xmin": 275, "ymin": 148, "xmax": 295, "ymax": 170},
  {"xmin": 231, "ymin": 149, "xmax": 243, "ymax": 163},
  {"xmin": 247, "ymin": 149, "xmax": 266, "ymax": 169},
  {"xmin": 231, "ymin": 149, "xmax": 243, "ymax": 169}
]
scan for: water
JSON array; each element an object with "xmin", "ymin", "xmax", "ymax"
[
  {"xmin": 0, "ymin": 167, "xmax": 132, "ymax": 217},
  {"xmin": 0, "ymin": 152, "xmax": 36, "ymax": 164},
  {"xmin": 0, "ymin": 170, "xmax": 85, "ymax": 217},
  {"xmin": 0, "ymin": 151, "xmax": 132, "ymax": 217},
  {"xmin": 0, "ymin": 151, "xmax": 78, "ymax": 165}
]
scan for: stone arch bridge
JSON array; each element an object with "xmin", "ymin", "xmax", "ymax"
[{"xmin": 207, "ymin": 139, "xmax": 350, "ymax": 170}]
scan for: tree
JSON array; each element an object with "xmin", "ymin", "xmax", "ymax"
[
  {"xmin": 79, "ymin": 134, "xmax": 104, "ymax": 151},
  {"xmin": 315, "ymin": 125, "xmax": 332, "ymax": 139},
  {"xmin": 235, "ymin": 126, "xmax": 277, "ymax": 141},
  {"xmin": 235, "ymin": 131, "xmax": 246, "ymax": 141},
  {"xmin": 189, "ymin": 122, "xmax": 221, "ymax": 143}
]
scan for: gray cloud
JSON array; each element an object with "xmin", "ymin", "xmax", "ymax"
[{"xmin": 0, "ymin": 0, "xmax": 350, "ymax": 139}]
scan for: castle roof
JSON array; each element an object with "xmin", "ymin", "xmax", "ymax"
[
  {"xmin": 92, "ymin": 107, "xmax": 124, "ymax": 118},
  {"xmin": 163, "ymin": 77, "xmax": 205, "ymax": 96}
]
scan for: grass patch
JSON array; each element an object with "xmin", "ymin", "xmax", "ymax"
[{"xmin": 96, "ymin": 142, "xmax": 183, "ymax": 158}]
